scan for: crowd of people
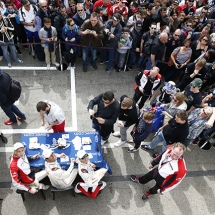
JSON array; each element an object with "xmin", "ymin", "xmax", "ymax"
[{"xmin": 0, "ymin": 0, "xmax": 215, "ymax": 202}]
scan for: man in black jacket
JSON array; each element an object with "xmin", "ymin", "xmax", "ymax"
[
  {"xmin": 88, "ymin": 91, "xmax": 120, "ymax": 145},
  {"xmin": 141, "ymin": 110, "xmax": 189, "ymax": 158},
  {"xmin": 0, "ymin": 70, "xmax": 26, "ymax": 125},
  {"xmin": 113, "ymin": 95, "xmax": 139, "ymax": 147}
]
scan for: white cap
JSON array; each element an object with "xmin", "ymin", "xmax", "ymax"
[
  {"xmin": 42, "ymin": 149, "xmax": 53, "ymax": 159},
  {"xmin": 14, "ymin": 142, "xmax": 24, "ymax": 151},
  {"xmin": 77, "ymin": 150, "xmax": 87, "ymax": 159}
]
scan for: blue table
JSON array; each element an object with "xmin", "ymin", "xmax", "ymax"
[{"xmin": 21, "ymin": 131, "xmax": 112, "ymax": 174}]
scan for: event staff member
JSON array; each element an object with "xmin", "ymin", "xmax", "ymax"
[
  {"xmin": 43, "ymin": 149, "xmax": 78, "ymax": 189},
  {"xmin": 75, "ymin": 150, "xmax": 107, "ymax": 199},
  {"xmin": 10, "ymin": 142, "xmax": 49, "ymax": 193},
  {"xmin": 88, "ymin": 91, "xmax": 120, "ymax": 145},
  {"xmin": 36, "ymin": 100, "xmax": 65, "ymax": 133},
  {"xmin": 131, "ymin": 143, "xmax": 187, "ymax": 200}
]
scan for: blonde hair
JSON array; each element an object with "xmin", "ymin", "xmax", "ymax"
[
  {"xmin": 173, "ymin": 142, "xmax": 186, "ymax": 152},
  {"xmin": 196, "ymin": 57, "xmax": 206, "ymax": 67},
  {"xmin": 203, "ymin": 107, "xmax": 213, "ymax": 119},
  {"xmin": 143, "ymin": 111, "xmax": 155, "ymax": 121},
  {"xmin": 174, "ymin": 92, "xmax": 187, "ymax": 107}
]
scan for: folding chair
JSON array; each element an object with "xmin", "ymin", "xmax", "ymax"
[
  {"xmin": 51, "ymin": 185, "xmax": 75, "ymax": 200},
  {"xmin": 16, "ymin": 189, "xmax": 46, "ymax": 201}
]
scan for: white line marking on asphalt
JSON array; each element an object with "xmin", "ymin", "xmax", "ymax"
[
  {"xmin": 0, "ymin": 66, "xmax": 70, "ymax": 70},
  {"xmin": 70, "ymin": 67, "xmax": 77, "ymax": 131}
]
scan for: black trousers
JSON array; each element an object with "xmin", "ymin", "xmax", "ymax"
[
  {"xmin": 133, "ymin": 88, "xmax": 149, "ymax": 109},
  {"xmin": 139, "ymin": 168, "xmax": 162, "ymax": 195}
]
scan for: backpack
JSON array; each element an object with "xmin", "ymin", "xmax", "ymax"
[
  {"xmin": 143, "ymin": 34, "xmax": 158, "ymax": 57},
  {"xmin": 10, "ymin": 80, "xmax": 22, "ymax": 102}
]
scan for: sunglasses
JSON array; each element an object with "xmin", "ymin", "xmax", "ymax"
[
  {"xmin": 41, "ymin": 5, "xmax": 47, "ymax": 8},
  {"xmin": 202, "ymin": 38, "xmax": 208, "ymax": 42},
  {"xmin": 201, "ymin": 11, "xmax": 207, "ymax": 14},
  {"xmin": 191, "ymin": 84, "xmax": 199, "ymax": 88},
  {"xmin": 78, "ymin": 9, "xmax": 83, "ymax": 12},
  {"xmin": 174, "ymin": 34, "xmax": 180, "ymax": 37},
  {"xmin": 70, "ymin": 23, "xmax": 75, "ymax": 27},
  {"xmin": 186, "ymin": 24, "xmax": 192, "ymax": 27},
  {"xmin": 192, "ymin": 20, "xmax": 198, "ymax": 23},
  {"xmin": 81, "ymin": 154, "xmax": 88, "ymax": 159},
  {"xmin": 151, "ymin": 27, "xmax": 156, "ymax": 30},
  {"xmin": 188, "ymin": 0, "xmax": 194, "ymax": 2}
]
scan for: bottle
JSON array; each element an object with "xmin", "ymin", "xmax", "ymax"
[{"xmin": 95, "ymin": 135, "xmax": 98, "ymax": 143}]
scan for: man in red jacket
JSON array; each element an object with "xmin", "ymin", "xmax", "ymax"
[{"xmin": 130, "ymin": 143, "xmax": 187, "ymax": 200}]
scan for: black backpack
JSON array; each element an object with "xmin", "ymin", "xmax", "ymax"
[
  {"xmin": 10, "ymin": 80, "xmax": 22, "ymax": 103},
  {"xmin": 143, "ymin": 34, "xmax": 158, "ymax": 57}
]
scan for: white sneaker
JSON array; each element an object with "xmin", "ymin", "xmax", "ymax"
[
  {"xmin": 0, "ymin": 56, "xmax": 3, "ymax": 61},
  {"xmin": 39, "ymin": 184, "xmax": 50, "ymax": 190},
  {"xmin": 128, "ymin": 139, "xmax": 134, "ymax": 143},
  {"xmin": 55, "ymin": 62, "xmax": 60, "ymax": 67},
  {"xmin": 113, "ymin": 131, "xmax": 120, "ymax": 137},
  {"xmin": 114, "ymin": 140, "xmax": 125, "ymax": 147},
  {"xmin": 101, "ymin": 139, "xmax": 108, "ymax": 145},
  {"xmin": 47, "ymin": 64, "xmax": 50, "ymax": 70}
]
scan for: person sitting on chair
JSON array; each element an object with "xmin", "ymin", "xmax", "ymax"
[
  {"xmin": 74, "ymin": 150, "xmax": 107, "ymax": 199},
  {"xmin": 43, "ymin": 148, "xmax": 78, "ymax": 189}
]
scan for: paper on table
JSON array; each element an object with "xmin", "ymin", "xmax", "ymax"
[
  {"xmin": 40, "ymin": 144, "xmax": 49, "ymax": 150},
  {"xmin": 83, "ymin": 145, "xmax": 91, "ymax": 151},
  {"xmin": 61, "ymin": 156, "xmax": 69, "ymax": 162},
  {"xmin": 88, "ymin": 153, "xmax": 93, "ymax": 159},
  {"xmin": 62, "ymin": 134, "xmax": 69, "ymax": 139}
]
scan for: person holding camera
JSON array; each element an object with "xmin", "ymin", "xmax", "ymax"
[
  {"xmin": 100, "ymin": 13, "xmax": 122, "ymax": 73},
  {"xmin": 39, "ymin": 17, "xmax": 59, "ymax": 70},
  {"xmin": 165, "ymin": 39, "xmax": 192, "ymax": 83},
  {"xmin": 79, "ymin": 12, "xmax": 104, "ymax": 72}
]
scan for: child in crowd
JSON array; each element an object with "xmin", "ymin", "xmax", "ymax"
[
  {"xmin": 39, "ymin": 18, "xmax": 59, "ymax": 70},
  {"xmin": 128, "ymin": 111, "xmax": 155, "ymax": 152},
  {"xmin": 114, "ymin": 27, "xmax": 132, "ymax": 72}
]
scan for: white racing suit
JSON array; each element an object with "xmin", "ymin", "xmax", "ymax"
[
  {"xmin": 75, "ymin": 160, "xmax": 107, "ymax": 199},
  {"xmin": 45, "ymin": 160, "xmax": 78, "ymax": 189}
]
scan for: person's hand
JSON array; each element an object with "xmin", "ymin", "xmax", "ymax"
[
  {"xmin": 169, "ymin": 16, "xmax": 174, "ymax": 24},
  {"xmin": 70, "ymin": 157, "xmax": 75, "ymax": 163},
  {"xmin": 158, "ymin": 127, "xmax": 163, "ymax": 132},
  {"xmin": 136, "ymin": 48, "xmax": 140, "ymax": 52},
  {"xmin": 7, "ymin": 14, "xmax": 11, "ymax": 18},
  {"xmin": 47, "ymin": 124, "xmax": 53, "ymax": 131},
  {"xmin": 118, "ymin": 123, "xmax": 124, "ymax": 128},
  {"xmin": 110, "ymin": 34, "xmax": 115, "ymax": 38},
  {"xmin": 60, "ymin": 153, "xmax": 66, "ymax": 158},
  {"xmin": 70, "ymin": 38, "xmax": 75, "ymax": 42},
  {"xmin": 157, "ymin": 189, "xmax": 161, "ymax": 194},
  {"xmin": 104, "ymin": 29, "xmax": 109, "ymax": 34},
  {"xmin": 175, "ymin": 63, "xmax": 179, "ymax": 68},
  {"xmin": 140, "ymin": 52, "xmax": 143, "ymax": 57},
  {"xmin": 91, "ymin": 30, "xmax": 97, "ymax": 37},
  {"xmin": 91, "ymin": 164, "xmax": 96, "ymax": 168},
  {"xmin": 83, "ymin": 29, "xmax": 90, "ymax": 35},
  {"xmin": 29, "ymin": 187, "xmax": 38, "ymax": 194},
  {"xmin": 205, "ymin": 93, "xmax": 213, "ymax": 100},
  {"xmin": 33, "ymin": 153, "xmax": 40, "ymax": 159},
  {"xmin": 138, "ymin": 86, "xmax": 144, "ymax": 93},
  {"xmin": 149, "ymin": 164, "xmax": 153, "ymax": 169},
  {"xmin": 162, "ymin": 111, "xmax": 167, "ymax": 115},
  {"xmin": 65, "ymin": 37, "xmax": 68, "ymax": 42},
  {"xmin": 41, "ymin": 120, "xmax": 45, "ymax": 126},
  {"xmin": 97, "ymin": 117, "xmax": 105, "ymax": 124},
  {"xmin": 89, "ymin": 109, "xmax": 95, "ymax": 116}
]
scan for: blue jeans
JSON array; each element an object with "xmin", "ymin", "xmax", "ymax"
[
  {"xmin": 1, "ymin": 104, "xmax": 25, "ymax": 122},
  {"xmin": 92, "ymin": 122, "xmax": 109, "ymax": 141},
  {"xmin": 25, "ymin": 29, "xmax": 40, "ymax": 42},
  {"xmin": 148, "ymin": 131, "xmax": 167, "ymax": 154},
  {"xmin": 0, "ymin": 39, "xmax": 19, "ymax": 64},
  {"xmin": 137, "ymin": 54, "xmax": 148, "ymax": 69},
  {"xmin": 127, "ymin": 50, "xmax": 137, "ymax": 67},
  {"xmin": 145, "ymin": 57, "xmax": 158, "ymax": 70},
  {"xmin": 102, "ymin": 48, "xmax": 115, "ymax": 69},
  {"xmin": 82, "ymin": 44, "xmax": 97, "ymax": 68}
]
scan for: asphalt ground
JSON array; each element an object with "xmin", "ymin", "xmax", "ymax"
[{"xmin": 0, "ymin": 48, "xmax": 215, "ymax": 215}]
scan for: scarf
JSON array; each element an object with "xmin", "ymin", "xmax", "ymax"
[
  {"xmin": 79, "ymin": 12, "xmax": 86, "ymax": 20},
  {"xmin": 44, "ymin": 26, "xmax": 54, "ymax": 52}
]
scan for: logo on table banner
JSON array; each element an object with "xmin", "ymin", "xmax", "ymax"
[
  {"xmin": 73, "ymin": 131, "xmax": 99, "ymax": 135},
  {"xmin": 24, "ymin": 133, "xmax": 47, "ymax": 137},
  {"xmin": 91, "ymin": 152, "xmax": 101, "ymax": 157}
]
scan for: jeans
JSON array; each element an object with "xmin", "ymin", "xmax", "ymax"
[
  {"xmin": 137, "ymin": 54, "xmax": 148, "ymax": 70},
  {"xmin": 1, "ymin": 104, "xmax": 25, "ymax": 122},
  {"xmin": 102, "ymin": 48, "xmax": 115, "ymax": 69},
  {"xmin": 127, "ymin": 50, "xmax": 137, "ymax": 67},
  {"xmin": 145, "ymin": 58, "xmax": 158, "ymax": 70},
  {"xmin": 184, "ymin": 138, "xmax": 193, "ymax": 147},
  {"xmin": 82, "ymin": 44, "xmax": 97, "ymax": 68},
  {"xmin": 133, "ymin": 88, "xmax": 149, "ymax": 109},
  {"xmin": 120, "ymin": 126, "xmax": 129, "ymax": 141},
  {"xmin": 92, "ymin": 122, "xmax": 109, "ymax": 141},
  {"xmin": 115, "ymin": 51, "xmax": 126, "ymax": 68},
  {"xmin": 148, "ymin": 131, "xmax": 167, "ymax": 154},
  {"xmin": 0, "ymin": 39, "xmax": 19, "ymax": 64},
  {"xmin": 25, "ymin": 29, "xmax": 40, "ymax": 42}
]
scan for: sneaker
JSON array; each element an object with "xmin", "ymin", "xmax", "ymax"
[
  {"xmin": 47, "ymin": 64, "xmax": 50, "ymax": 70},
  {"xmin": 151, "ymin": 153, "xmax": 159, "ymax": 158},
  {"xmin": 125, "ymin": 66, "xmax": 132, "ymax": 71},
  {"xmin": 99, "ymin": 61, "xmax": 105, "ymax": 64},
  {"xmin": 83, "ymin": 67, "xmax": 87, "ymax": 72},
  {"xmin": 130, "ymin": 175, "xmax": 141, "ymax": 185},
  {"xmin": 0, "ymin": 133, "xmax": 8, "ymax": 144},
  {"xmin": 39, "ymin": 184, "xmax": 50, "ymax": 190},
  {"xmin": 8, "ymin": 63, "xmax": 12, "ymax": 68},
  {"xmin": 141, "ymin": 144, "xmax": 151, "ymax": 150},
  {"xmin": 115, "ymin": 68, "xmax": 121, "ymax": 72},
  {"xmin": 101, "ymin": 139, "xmax": 108, "ymax": 145},
  {"xmin": 128, "ymin": 139, "xmax": 134, "ymax": 143},
  {"xmin": 192, "ymin": 137, "xmax": 199, "ymax": 145},
  {"xmin": 142, "ymin": 193, "xmax": 149, "ymax": 200},
  {"xmin": 93, "ymin": 64, "xmax": 98, "ymax": 69},
  {"xmin": 16, "ymin": 116, "xmax": 26, "ymax": 121},
  {"xmin": 17, "ymin": 59, "xmax": 23, "ymax": 63},
  {"xmin": 114, "ymin": 140, "xmax": 125, "ymax": 147},
  {"xmin": 17, "ymin": 49, "xmax": 22, "ymax": 55},
  {"xmin": 127, "ymin": 147, "xmax": 139, "ymax": 152},
  {"xmin": 4, "ymin": 119, "xmax": 17, "ymax": 125},
  {"xmin": 112, "ymin": 131, "xmax": 120, "ymax": 137},
  {"xmin": 105, "ymin": 68, "xmax": 110, "ymax": 73},
  {"xmin": 55, "ymin": 62, "xmax": 60, "ymax": 67},
  {"xmin": 0, "ymin": 56, "xmax": 3, "ymax": 61},
  {"xmin": 24, "ymin": 45, "xmax": 28, "ymax": 49}
]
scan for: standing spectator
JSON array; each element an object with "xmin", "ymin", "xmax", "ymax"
[
  {"xmin": 196, "ymin": 6, "xmax": 208, "ymax": 26},
  {"xmin": 133, "ymin": 67, "xmax": 161, "ymax": 110},
  {"xmin": 181, "ymin": 19, "xmax": 194, "ymax": 42},
  {"xmin": 0, "ymin": 70, "xmax": 25, "ymax": 125},
  {"xmin": 78, "ymin": 12, "xmax": 104, "ymax": 72},
  {"xmin": 128, "ymin": 1, "xmax": 139, "ymax": 18},
  {"xmin": 152, "ymin": 6, "xmax": 168, "ymax": 27},
  {"xmin": 108, "ymin": 0, "xmax": 128, "ymax": 20},
  {"xmin": 0, "ymin": 11, "xmax": 23, "ymax": 67},
  {"xmin": 67, "ymin": 0, "xmax": 76, "ymax": 18},
  {"xmin": 145, "ymin": 32, "xmax": 168, "ymax": 70},
  {"xmin": 141, "ymin": 110, "xmax": 189, "ymax": 157},
  {"xmin": 39, "ymin": 17, "xmax": 59, "ymax": 70},
  {"xmin": 73, "ymin": 3, "xmax": 90, "ymax": 27},
  {"xmin": 100, "ymin": 13, "xmax": 122, "ymax": 73},
  {"xmin": 35, "ymin": 0, "xmax": 52, "ymax": 32},
  {"xmin": 10, "ymin": 142, "xmax": 49, "ymax": 193},
  {"xmin": 36, "ymin": 100, "xmax": 66, "ymax": 133},
  {"xmin": 128, "ymin": 111, "xmax": 154, "ymax": 152},
  {"xmin": 93, "ymin": 0, "xmax": 112, "ymax": 22},
  {"xmin": 126, "ymin": 9, "xmax": 141, "ymax": 32},
  {"xmin": 113, "ymin": 95, "xmax": 139, "ymax": 147},
  {"xmin": 131, "ymin": 143, "xmax": 187, "ymax": 200},
  {"xmin": 84, "ymin": 0, "xmax": 93, "ymax": 16},
  {"xmin": 142, "ymin": 3, "xmax": 156, "ymax": 33},
  {"xmin": 87, "ymin": 91, "xmax": 120, "ymax": 145},
  {"xmin": 169, "ymin": 9, "xmax": 181, "ymax": 33},
  {"xmin": 114, "ymin": 26, "xmax": 132, "ymax": 72},
  {"xmin": 125, "ymin": 20, "xmax": 142, "ymax": 71},
  {"xmin": 178, "ymin": 0, "xmax": 196, "ymax": 20},
  {"xmin": 0, "ymin": 130, "xmax": 7, "ymax": 143}
]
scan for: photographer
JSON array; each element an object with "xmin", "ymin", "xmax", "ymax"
[{"xmin": 100, "ymin": 13, "xmax": 122, "ymax": 73}]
